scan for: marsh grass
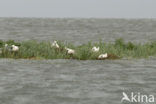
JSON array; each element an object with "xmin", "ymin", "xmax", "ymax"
[{"xmin": 0, "ymin": 38, "xmax": 156, "ymax": 60}]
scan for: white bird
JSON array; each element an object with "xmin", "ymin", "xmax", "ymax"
[
  {"xmin": 5, "ymin": 44, "xmax": 8, "ymax": 48},
  {"xmin": 98, "ymin": 53, "xmax": 108, "ymax": 59},
  {"xmin": 65, "ymin": 47, "xmax": 75, "ymax": 55},
  {"xmin": 92, "ymin": 46, "xmax": 100, "ymax": 52},
  {"xmin": 4, "ymin": 44, "xmax": 11, "ymax": 51},
  {"xmin": 11, "ymin": 45, "xmax": 19, "ymax": 52},
  {"xmin": 121, "ymin": 92, "xmax": 131, "ymax": 102},
  {"xmin": 51, "ymin": 41, "xmax": 59, "ymax": 49}
]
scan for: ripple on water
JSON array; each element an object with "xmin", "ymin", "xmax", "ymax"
[
  {"xmin": 0, "ymin": 18, "xmax": 156, "ymax": 104},
  {"xmin": 0, "ymin": 59, "xmax": 156, "ymax": 104}
]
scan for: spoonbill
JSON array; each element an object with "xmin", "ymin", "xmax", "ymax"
[
  {"xmin": 92, "ymin": 46, "xmax": 99, "ymax": 52},
  {"xmin": 51, "ymin": 41, "xmax": 59, "ymax": 49},
  {"xmin": 65, "ymin": 47, "xmax": 75, "ymax": 55},
  {"xmin": 5, "ymin": 44, "xmax": 8, "ymax": 48},
  {"xmin": 98, "ymin": 53, "xmax": 108, "ymax": 59},
  {"xmin": 11, "ymin": 45, "xmax": 19, "ymax": 52},
  {"xmin": 4, "ymin": 44, "xmax": 11, "ymax": 51}
]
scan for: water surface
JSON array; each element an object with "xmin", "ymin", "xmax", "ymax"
[
  {"xmin": 0, "ymin": 18, "xmax": 156, "ymax": 44},
  {"xmin": 0, "ymin": 18, "xmax": 156, "ymax": 104}
]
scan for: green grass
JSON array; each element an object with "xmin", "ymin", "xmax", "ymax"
[{"xmin": 0, "ymin": 38, "xmax": 156, "ymax": 60}]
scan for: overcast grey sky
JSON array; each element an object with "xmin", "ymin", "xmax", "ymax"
[{"xmin": 0, "ymin": 0, "xmax": 155, "ymax": 18}]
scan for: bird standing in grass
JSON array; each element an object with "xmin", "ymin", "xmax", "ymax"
[
  {"xmin": 5, "ymin": 44, "xmax": 8, "ymax": 48},
  {"xmin": 11, "ymin": 45, "xmax": 19, "ymax": 52},
  {"xmin": 51, "ymin": 41, "xmax": 59, "ymax": 49},
  {"xmin": 92, "ymin": 46, "xmax": 100, "ymax": 52},
  {"xmin": 98, "ymin": 53, "xmax": 108, "ymax": 59},
  {"xmin": 65, "ymin": 47, "xmax": 75, "ymax": 55}
]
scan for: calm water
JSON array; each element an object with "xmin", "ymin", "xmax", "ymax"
[{"xmin": 0, "ymin": 18, "xmax": 156, "ymax": 104}]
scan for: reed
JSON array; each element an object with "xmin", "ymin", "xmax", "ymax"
[{"xmin": 0, "ymin": 38, "xmax": 156, "ymax": 60}]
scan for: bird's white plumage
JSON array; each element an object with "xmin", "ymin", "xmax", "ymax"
[
  {"xmin": 65, "ymin": 47, "xmax": 75, "ymax": 55},
  {"xmin": 11, "ymin": 45, "xmax": 19, "ymax": 52},
  {"xmin": 92, "ymin": 46, "xmax": 99, "ymax": 52},
  {"xmin": 5, "ymin": 44, "xmax": 8, "ymax": 48},
  {"xmin": 98, "ymin": 53, "xmax": 108, "ymax": 59},
  {"xmin": 51, "ymin": 41, "xmax": 59, "ymax": 48}
]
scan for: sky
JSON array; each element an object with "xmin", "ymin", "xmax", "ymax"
[{"xmin": 0, "ymin": 0, "xmax": 155, "ymax": 18}]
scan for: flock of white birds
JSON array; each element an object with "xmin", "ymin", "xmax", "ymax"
[
  {"xmin": 0, "ymin": 41, "xmax": 108, "ymax": 59},
  {"xmin": 52, "ymin": 41, "xmax": 108, "ymax": 59}
]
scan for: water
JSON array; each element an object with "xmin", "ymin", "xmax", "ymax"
[
  {"xmin": 0, "ymin": 18, "xmax": 156, "ymax": 104},
  {"xmin": 0, "ymin": 18, "xmax": 156, "ymax": 44}
]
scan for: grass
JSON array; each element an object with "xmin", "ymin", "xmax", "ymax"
[{"xmin": 0, "ymin": 38, "xmax": 156, "ymax": 60}]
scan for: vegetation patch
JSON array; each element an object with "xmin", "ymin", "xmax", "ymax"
[{"xmin": 0, "ymin": 38, "xmax": 156, "ymax": 60}]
